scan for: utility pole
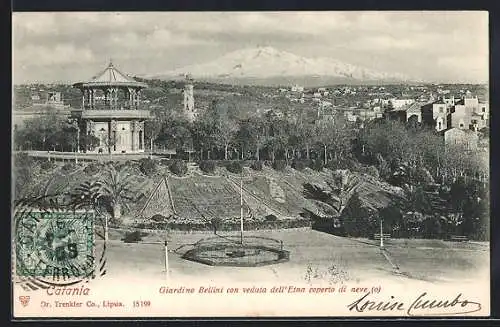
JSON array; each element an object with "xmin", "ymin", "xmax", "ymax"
[
  {"xmin": 75, "ymin": 125, "xmax": 80, "ymax": 164},
  {"xmin": 164, "ymin": 239, "xmax": 169, "ymax": 280},
  {"xmin": 150, "ymin": 139, "xmax": 153, "ymax": 159},
  {"xmin": 240, "ymin": 176, "xmax": 244, "ymax": 245}
]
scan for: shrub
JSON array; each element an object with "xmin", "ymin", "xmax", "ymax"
[
  {"xmin": 169, "ymin": 160, "xmax": 188, "ymax": 176},
  {"xmin": 265, "ymin": 214, "xmax": 278, "ymax": 222},
  {"xmin": 362, "ymin": 165, "xmax": 379, "ymax": 178},
  {"xmin": 83, "ymin": 163, "xmax": 100, "ymax": 175},
  {"xmin": 139, "ymin": 158, "xmax": 157, "ymax": 176},
  {"xmin": 272, "ymin": 160, "xmax": 287, "ymax": 171},
  {"xmin": 226, "ymin": 161, "xmax": 243, "ymax": 174},
  {"xmin": 199, "ymin": 160, "xmax": 217, "ymax": 175},
  {"xmin": 122, "ymin": 230, "xmax": 145, "ymax": 243},
  {"xmin": 310, "ymin": 159, "xmax": 324, "ymax": 172},
  {"xmin": 40, "ymin": 160, "xmax": 55, "ymax": 170},
  {"xmin": 61, "ymin": 163, "xmax": 76, "ymax": 172},
  {"xmin": 151, "ymin": 214, "xmax": 169, "ymax": 223},
  {"xmin": 250, "ymin": 160, "xmax": 264, "ymax": 171},
  {"xmin": 291, "ymin": 160, "xmax": 311, "ymax": 171}
]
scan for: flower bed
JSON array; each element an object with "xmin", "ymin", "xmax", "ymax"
[{"xmin": 134, "ymin": 217, "xmax": 311, "ymax": 231}]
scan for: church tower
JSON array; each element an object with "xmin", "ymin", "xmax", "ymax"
[{"xmin": 183, "ymin": 74, "xmax": 196, "ymax": 122}]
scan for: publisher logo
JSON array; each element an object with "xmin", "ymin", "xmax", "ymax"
[{"xmin": 19, "ymin": 296, "xmax": 30, "ymax": 307}]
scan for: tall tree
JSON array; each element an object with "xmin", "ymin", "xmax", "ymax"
[{"xmin": 313, "ymin": 118, "xmax": 336, "ymax": 165}]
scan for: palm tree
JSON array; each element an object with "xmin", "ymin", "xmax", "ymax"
[
  {"xmin": 96, "ymin": 165, "xmax": 137, "ymax": 220},
  {"xmin": 70, "ymin": 164, "xmax": 137, "ymax": 241}
]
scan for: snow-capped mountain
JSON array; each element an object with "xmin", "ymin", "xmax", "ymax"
[{"xmin": 151, "ymin": 46, "xmax": 411, "ymax": 85}]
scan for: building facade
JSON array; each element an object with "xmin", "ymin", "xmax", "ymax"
[
  {"xmin": 450, "ymin": 92, "xmax": 489, "ymax": 131},
  {"xmin": 432, "ymin": 100, "xmax": 448, "ymax": 132},
  {"xmin": 72, "ymin": 62, "xmax": 151, "ymax": 154}
]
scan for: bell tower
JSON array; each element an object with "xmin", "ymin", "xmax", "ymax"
[{"xmin": 183, "ymin": 74, "xmax": 196, "ymax": 122}]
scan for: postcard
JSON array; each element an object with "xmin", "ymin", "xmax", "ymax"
[{"xmin": 12, "ymin": 11, "xmax": 490, "ymax": 318}]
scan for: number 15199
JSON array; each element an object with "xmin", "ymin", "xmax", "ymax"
[{"xmin": 133, "ymin": 300, "xmax": 151, "ymax": 307}]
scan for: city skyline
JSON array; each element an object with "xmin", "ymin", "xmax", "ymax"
[{"xmin": 13, "ymin": 11, "xmax": 488, "ymax": 84}]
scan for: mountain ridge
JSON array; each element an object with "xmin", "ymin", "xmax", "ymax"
[{"xmin": 147, "ymin": 46, "xmax": 416, "ymax": 86}]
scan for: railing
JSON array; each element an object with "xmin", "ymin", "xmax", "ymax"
[
  {"xmin": 372, "ymin": 233, "xmax": 392, "ymax": 240},
  {"xmin": 80, "ymin": 109, "xmax": 151, "ymax": 119},
  {"xmin": 449, "ymin": 235, "xmax": 469, "ymax": 242}
]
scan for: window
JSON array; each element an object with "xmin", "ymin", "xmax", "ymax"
[
  {"xmin": 460, "ymin": 123, "xmax": 464, "ymax": 128},
  {"xmin": 482, "ymin": 108, "xmax": 486, "ymax": 112},
  {"xmin": 139, "ymin": 131, "xmax": 143, "ymax": 150},
  {"xmin": 439, "ymin": 107, "xmax": 444, "ymax": 113}
]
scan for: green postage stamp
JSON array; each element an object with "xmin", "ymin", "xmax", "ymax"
[{"xmin": 14, "ymin": 209, "xmax": 95, "ymax": 281}]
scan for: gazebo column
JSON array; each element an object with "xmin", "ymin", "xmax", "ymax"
[
  {"xmin": 113, "ymin": 88, "xmax": 119, "ymax": 109},
  {"xmin": 91, "ymin": 89, "xmax": 96, "ymax": 109},
  {"xmin": 140, "ymin": 121, "xmax": 145, "ymax": 150},
  {"xmin": 131, "ymin": 120, "xmax": 138, "ymax": 152},
  {"xmin": 110, "ymin": 120, "xmax": 117, "ymax": 153},
  {"xmin": 135, "ymin": 89, "xmax": 141, "ymax": 108},
  {"xmin": 104, "ymin": 88, "xmax": 110, "ymax": 110},
  {"xmin": 128, "ymin": 89, "xmax": 133, "ymax": 108},
  {"xmin": 86, "ymin": 120, "xmax": 95, "ymax": 152}
]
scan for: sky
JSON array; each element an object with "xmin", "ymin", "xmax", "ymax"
[{"xmin": 12, "ymin": 11, "xmax": 489, "ymax": 84}]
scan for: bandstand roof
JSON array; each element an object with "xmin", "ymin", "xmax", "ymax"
[{"xmin": 73, "ymin": 61, "xmax": 148, "ymax": 89}]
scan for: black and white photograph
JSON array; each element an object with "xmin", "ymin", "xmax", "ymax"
[{"xmin": 11, "ymin": 11, "xmax": 490, "ymax": 317}]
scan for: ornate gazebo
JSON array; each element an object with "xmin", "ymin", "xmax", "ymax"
[{"xmin": 72, "ymin": 61, "xmax": 151, "ymax": 154}]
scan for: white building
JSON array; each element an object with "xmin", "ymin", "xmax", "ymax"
[
  {"xmin": 291, "ymin": 85, "xmax": 304, "ymax": 92},
  {"xmin": 390, "ymin": 98, "xmax": 415, "ymax": 109}
]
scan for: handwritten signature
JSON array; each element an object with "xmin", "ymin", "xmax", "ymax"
[{"xmin": 347, "ymin": 292, "xmax": 482, "ymax": 316}]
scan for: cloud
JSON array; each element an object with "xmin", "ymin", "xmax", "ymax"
[
  {"xmin": 437, "ymin": 55, "xmax": 488, "ymax": 82},
  {"xmin": 352, "ymin": 35, "xmax": 420, "ymax": 51},
  {"xmin": 14, "ymin": 43, "xmax": 94, "ymax": 67},
  {"xmin": 12, "ymin": 11, "xmax": 489, "ymax": 84}
]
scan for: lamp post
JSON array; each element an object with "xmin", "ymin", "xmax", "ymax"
[{"xmin": 380, "ymin": 217, "xmax": 384, "ymax": 249}]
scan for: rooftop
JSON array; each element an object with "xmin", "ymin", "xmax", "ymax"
[
  {"xmin": 391, "ymin": 101, "xmax": 425, "ymax": 112},
  {"xmin": 73, "ymin": 61, "xmax": 147, "ymax": 89}
]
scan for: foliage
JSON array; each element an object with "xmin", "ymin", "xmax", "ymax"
[
  {"xmin": 80, "ymin": 134, "xmax": 100, "ymax": 152},
  {"xmin": 310, "ymin": 159, "xmax": 324, "ymax": 172},
  {"xmin": 13, "ymin": 153, "xmax": 35, "ymax": 199},
  {"xmin": 14, "ymin": 112, "xmax": 77, "ymax": 152},
  {"xmin": 155, "ymin": 114, "xmax": 193, "ymax": 151},
  {"xmin": 61, "ymin": 163, "xmax": 76, "ymax": 172},
  {"xmin": 250, "ymin": 160, "xmax": 264, "ymax": 171},
  {"xmin": 40, "ymin": 160, "xmax": 55, "ymax": 170},
  {"xmin": 122, "ymin": 230, "xmax": 144, "ymax": 243},
  {"xmin": 340, "ymin": 192, "xmax": 377, "ymax": 237},
  {"xmin": 265, "ymin": 214, "xmax": 278, "ymax": 222},
  {"xmin": 169, "ymin": 160, "xmax": 188, "ymax": 176},
  {"xmin": 272, "ymin": 160, "xmax": 287, "ymax": 171},
  {"xmin": 199, "ymin": 160, "xmax": 217, "ymax": 175},
  {"xmin": 292, "ymin": 160, "xmax": 311, "ymax": 171},
  {"xmin": 421, "ymin": 215, "xmax": 445, "ymax": 239},
  {"xmin": 83, "ymin": 163, "xmax": 101, "ymax": 176},
  {"xmin": 139, "ymin": 158, "xmax": 157, "ymax": 176},
  {"xmin": 363, "ymin": 165, "xmax": 379, "ymax": 178},
  {"xmin": 71, "ymin": 165, "xmax": 138, "ymax": 221},
  {"xmin": 226, "ymin": 161, "xmax": 243, "ymax": 174}
]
